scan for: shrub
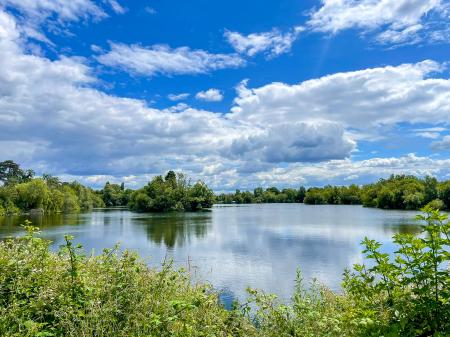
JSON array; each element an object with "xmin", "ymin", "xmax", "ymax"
[
  {"xmin": 343, "ymin": 206, "xmax": 450, "ymax": 336},
  {"xmin": 426, "ymin": 198, "xmax": 445, "ymax": 210},
  {"xmin": 0, "ymin": 224, "xmax": 256, "ymax": 337},
  {"xmin": 1, "ymin": 208, "xmax": 448, "ymax": 336},
  {"xmin": 244, "ymin": 207, "xmax": 450, "ymax": 336}
]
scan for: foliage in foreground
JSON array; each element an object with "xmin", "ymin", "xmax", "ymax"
[
  {"xmin": 0, "ymin": 224, "xmax": 255, "ymax": 337},
  {"xmin": 248, "ymin": 206, "xmax": 450, "ymax": 336},
  {"xmin": 0, "ymin": 207, "xmax": 449, "ymax": 336}
]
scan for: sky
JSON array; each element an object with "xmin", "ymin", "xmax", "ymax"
[{"xmin": 0, "ymin": 0, "xmax": 450, "ymax": 191}]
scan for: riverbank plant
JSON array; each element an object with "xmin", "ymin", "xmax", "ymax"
[
  {"xmin": 1, "ymin": 207, "xmax": 449, "ymax": 336},
  {"xmin": 244, "ymin": 206, "xmax": 449, "ymax": 336},
  {"xmin": 0, "ymin": 222, "xmax": 255, "ymax": 337}
]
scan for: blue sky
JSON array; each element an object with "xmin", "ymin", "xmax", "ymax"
[{"xmin": 0, "ymin": 0, "xmax": 450, "ymax": 191}]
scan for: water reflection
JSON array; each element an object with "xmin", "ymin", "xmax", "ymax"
[
  {"xmin": 0, "ymin": 204, "xmax": 423, "ymax": 301},
  {"xmin": 138, "ymin": 214, "xmax": 211, "ymax": 248}
]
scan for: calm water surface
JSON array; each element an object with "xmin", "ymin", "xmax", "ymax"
[{"xmin": 0, "ymin": 204, "xmax": 421, "ymax": 303}]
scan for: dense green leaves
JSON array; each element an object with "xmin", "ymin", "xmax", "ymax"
[
  {"xmin": 360, "ymin": 175, "xmax": 450, "ymax": 210},
  {"xmin": 101, "ymin": 182, "xmax": 132, "ymax": 207},
  {"xmin": 0, "ymin": 208, "xmax": 449, "ymax": 336},
  {"xmin": 0, "ymin": 175, "xmax": 104, "ymax": 215},
  {"xmin": 0, "ymin": 160, "xmax": 34, "ymax": 186},
  {"xmin": 0, "ymin": 226, "xmax": 256, "ymax": 337},
  {"xmin": 343, "ymin": 206, "xmax": 450, "ymax": 336},
  {"xmin": 217, "ymin": 187, "xmax": 306, "ymax": 204},
  {"xmin": 129, "ymin": 171, "xmax": 214, "ymax": 212}
]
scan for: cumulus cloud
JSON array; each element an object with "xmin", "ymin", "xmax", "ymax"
[
  {"xmin": 231, "ymin": 61, "xmax": 450, "ymax": 133},
  {"xmin": 167, "ymin": 93, "xmax": 190, "ymax": 101},
  {"xmin": 431, "ymin": 135, "xmax": 450, "ymax": 151},
  {"xmin": 224, "ymin": 27, "xmax": 303, "ymax": 58},
  {"xmin": 95, "ymin": 43, "xmax": 245, "ymax": 77},
  {"xmin": 308, "ymin": 0, "xmax": 448, "ymax": 46},
  {"xmin": 195, "ymin": 89, "xmax": 224, "ymax": 102},
  {"xmin": 1, "ymin": 8, "xmax": 450, "ymax": 190},
  {"xmin": 0, "ymin": 8, "xmax": 354, "ymax": 183},
  {"xmin": 227, "ymin": 122, "xmax": 355, "ymax": 163},
  {"xmin": 253, "ymin": 154, "xmax": 450, "ymax": 187}
]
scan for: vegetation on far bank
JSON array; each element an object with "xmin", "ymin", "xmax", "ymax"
[
  {"xmin": 0, "ymin": 161, "xmax": 104, "ymax": 216},
  {"xmin": 2, "ymin": 160, "xmax": 450, "ymax": 215},
  {"xmin": 217, "ymin": 175, "xmax": 450, "ymax": 211},
  {"xmin": 1, "ymin": 207, "xmax": 449, "ymax": 336}
]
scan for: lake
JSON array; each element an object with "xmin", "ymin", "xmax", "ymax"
[{"xmin": 0, "ymin": 204, "xmax": 422, "ymax": 304}]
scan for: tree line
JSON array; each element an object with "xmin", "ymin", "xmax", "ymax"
[
  {"xmin": 217, "ymin": 175, "xmax": 450, "ymax": 210},
  {"xmin": 2, "ymin": 160, "xmax": 450, "ymax": 214},
  {"xmin": 0, "ymin": 161, "xmax": 214, "ymax": 215},
  {"xmin": 0, "ymin": 161, "xmax": 104, "ymax": 216}
]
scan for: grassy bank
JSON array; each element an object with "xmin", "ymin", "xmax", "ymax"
[{"xmin": 1, "ymin": 207, "xmax": 449, "ymax": 336}]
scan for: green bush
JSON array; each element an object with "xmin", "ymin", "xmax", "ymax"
[
  {"xmin": 343, "ymin": 205, "xmax": 450, "ymax": 336},
  {"xmin": 243, "ymin": 207, "xmax": 450, "ymax": 336},
  {"xmin": 426, "ymin": 198, "xmax": 445, "ymax": 210},
  {"xmin": 0, "ymin": 224, "xmax": 256, "ymax": 337},
  {"xmin": 1, "ymin": 208, "xmax": 448, "ymax": 336}
]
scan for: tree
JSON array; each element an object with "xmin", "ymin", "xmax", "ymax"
[
  {"xmin": 438, "ymin": 181, "xmax": 450, "ymax": 210},
  {"xmin": 187, "ymin": 181, "xmax": 214, "ymax": 210},
  {"xmin": 0, "ymin": 160, "xmax": 34, "ymax": 185},
  {"xmin": 296, "ymin": 186, "xmax": 306, "ymax": 202},
  {"xmin": 14, "ymin": 179, "xmax": 50, "ymax": 211}
]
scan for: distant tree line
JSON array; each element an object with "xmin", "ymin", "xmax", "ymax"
[
  {"xmin": 216, "ymin": 175, "xmax": 450, "ymax": 210},
  {"xmin": 216, "ymin": 187, "xmax": 306, "ymax": 204},
  {"xmin": 3, "ymin": 160, "xmax": 450, "ymax": 214}
]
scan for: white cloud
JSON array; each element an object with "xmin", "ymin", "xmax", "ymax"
[
  {"xmin": 413, "ymin": 127, "xmax": 446, "ymax": 139},
  {"xmin": 144, "ymin": 6, "xmax": 157, "ymax": 15},
  {"xmin": 1, "ymin": 0, "xmax": 124, "ymax": 45},
  {"xmin": 308, "ymin": 0, "xmax": 448, "ymax": 46},
  {"xmin": 375, "ymin": 24, "xmax": 424, "ymax": 45},
  {"xmin": 95, "ymin": 43, "xmax": 245, "ymax": 77},
  {"xmin": 1, "ymin": 8, "xmax": 450, "ymax": 190},
  {"xmin": 253, "ymin": 154, "xmax": 450, "ymax": 187},
  {"xmin": 106, "ymin": 0, "xmax": 126, "ymax": 14},
  {"xmin": 0, "ymin": 8, "xmax": 352, "ymax": 181},
  {"xmin": 1, "ymin": 0, "xmax": 107, "ymax": 23},
  {"xmin": 227, "ymin": 121, "xmax": 355, "ymax": 163},
  {"xmin": 224, "ymin": 27, "xmax": 303, "ymax": 58},
  {"xmin": 431, "ymin": 135, "xmax": 450, "ymax": 151},
  {"xmin": 195, "ymin": 89, "xmax": 224, "ymax": 102},
  {"xmin": 167, "ymin": 93, "xmax": 190, "ymax": 101},
  {"xmin": 231, "ymin": 61, "xmax": 450, "ymax": 133}
]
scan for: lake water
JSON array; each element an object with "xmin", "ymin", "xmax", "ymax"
[{"xmin": 0, "ymin": 204, "xmax": 422, "ymax": 304}]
